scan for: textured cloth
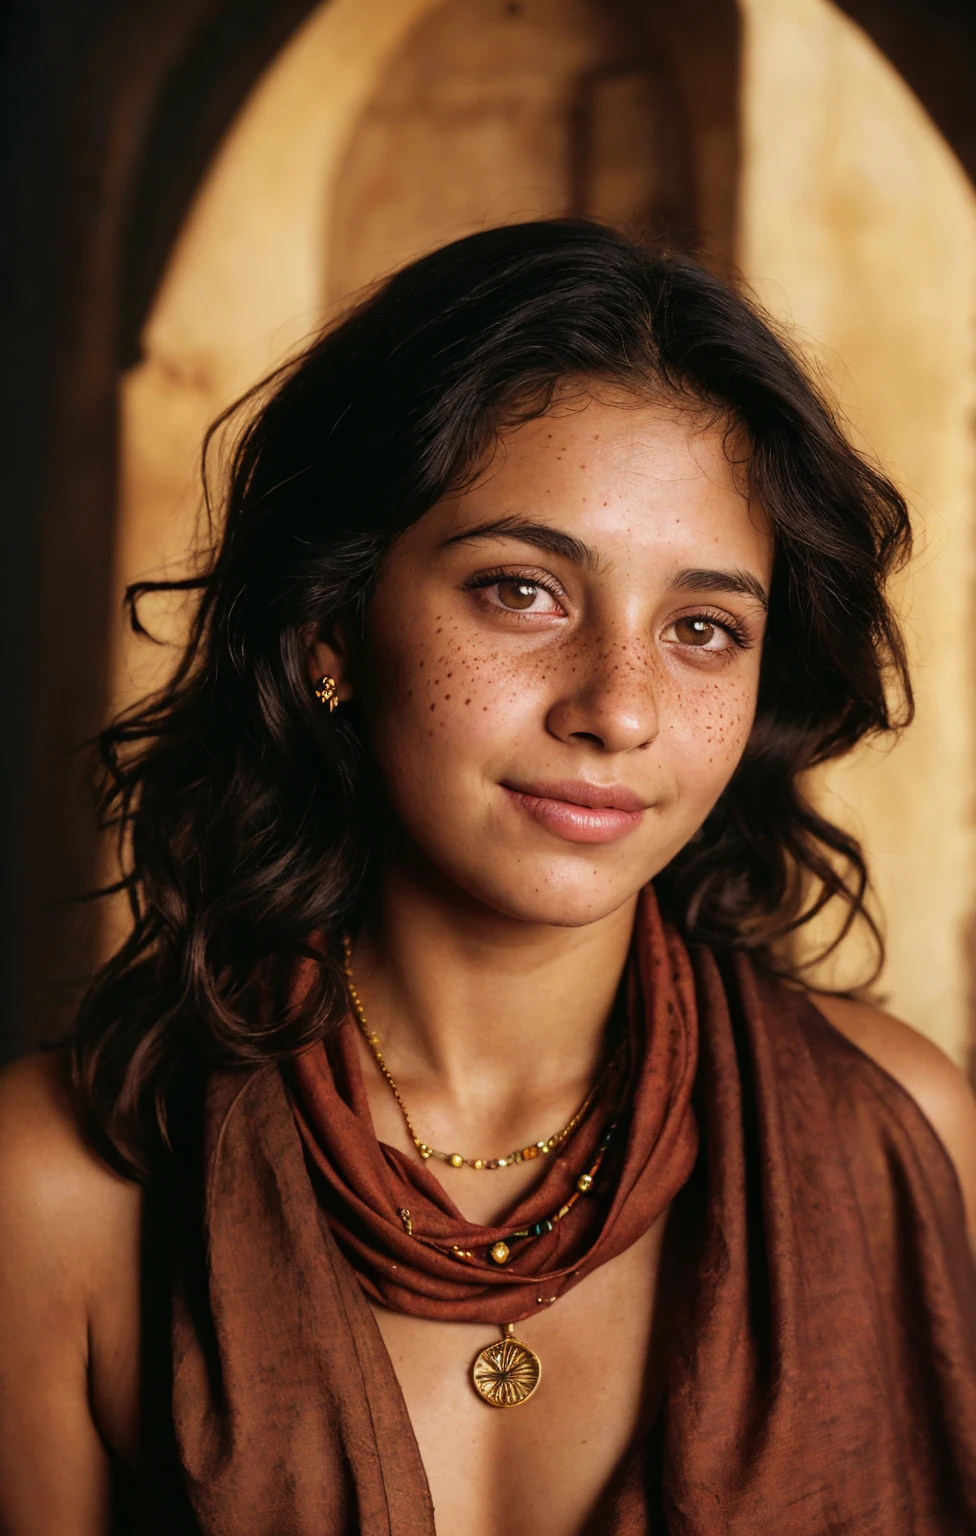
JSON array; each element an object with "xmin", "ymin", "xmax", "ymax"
[
  {"xmin": 153, "ymin": 892, "xmax": 976, "ymax": 1534},
  {"xmin": 290, "ymin": 894, "xmax": 698, "ymax": 1324}
]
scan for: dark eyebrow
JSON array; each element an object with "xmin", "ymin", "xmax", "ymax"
[
  {"xmin": 669, "ymin": 566, "xmax": 769, "ymax": 611},
  {"xmin": 442, "ymin": 519, "xmax": 767, "ymax": 609},
  {"xmin": 441, "ymin": 516, "xmax": 601, "ymax": 572}
]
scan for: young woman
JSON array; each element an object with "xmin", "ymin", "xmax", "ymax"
[{"xmin": 1, "ymin": 220, "xmax": 975, "ymax": 1536}]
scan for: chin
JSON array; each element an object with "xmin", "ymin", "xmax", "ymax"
[{"xmin": 446, "ymin": 857, "xmax": 652, "ymax": 930}]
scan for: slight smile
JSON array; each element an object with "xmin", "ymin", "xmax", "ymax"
[{"xmin": 501, "ymin": 780, "xmax": 648, "ymax": 845}]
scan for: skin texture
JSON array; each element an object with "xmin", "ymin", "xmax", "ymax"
[{"xmin": 1, "ymin": 398, "xmax": 975, "ymax": 1535}]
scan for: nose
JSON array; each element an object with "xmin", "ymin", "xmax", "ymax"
[{"xmin": 545, "ymin": 635, "xmax": 660, "ymax": 754}]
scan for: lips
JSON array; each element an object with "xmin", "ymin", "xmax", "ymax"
[{"xmin": 501, "ymin": 779, "xmax": 648, "ymax": 845}]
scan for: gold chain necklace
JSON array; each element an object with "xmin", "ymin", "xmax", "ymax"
[
  {"xmin": 343, "ymin": 935, "xmax": 612, "ymax": 1172},
  {"xmin": 342, "ymin": 934, "xmax": 623, "ymax": 1409}
]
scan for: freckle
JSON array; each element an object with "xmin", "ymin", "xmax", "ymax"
[
  {"xmin": 430, "ymin": 704, "xmax": 436, "ymax": 711},
  {"xmin": 445, "ymin": 694, "xmax": 451, "ymax": 700},
  {"xmin": 465, "ymin": 698, "xmax": 471, "ymax": 704}
]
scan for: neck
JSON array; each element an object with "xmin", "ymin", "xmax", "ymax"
[{"xmin": 351, "ymin": 861, "xmax": 638, "ymax": 1110}]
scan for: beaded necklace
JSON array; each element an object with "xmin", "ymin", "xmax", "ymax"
[
  {"xmin": 343, "ymin": 934, "xmax": 619, "ymax": 1174},
  {"xmin": 341, "ymin": 936, "xmax": 628, "ymax": 1405}
]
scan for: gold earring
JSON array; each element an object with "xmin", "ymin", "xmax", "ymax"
[{"xmin": 314, "ymin": 674, "xmax": 340, "ymax": 712}]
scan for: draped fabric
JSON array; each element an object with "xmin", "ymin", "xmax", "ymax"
[
  {"xmin": 289, "ymin": 894, "xmax": 698, "ymax": 1324},
  {"xmin": 153, "ymin": 891, "xmax": 976, "ymax": 1534}
]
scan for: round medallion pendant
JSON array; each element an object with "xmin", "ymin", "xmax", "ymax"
[{"xmin": 471, "ymin": 1331, "xmax": 542, "ymax": 1408}]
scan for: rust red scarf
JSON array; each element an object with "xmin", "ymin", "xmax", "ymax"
[
  {"xmin": 144, "ymin": 888, "xmax": 976, "ymax": 1534},
  {"xmin": 289, "ymin": 894, "xmax": 698, "ymax": 1324}
]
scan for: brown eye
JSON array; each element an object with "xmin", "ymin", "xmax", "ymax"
[
  {"xmin": 674, "ymin": 617, "xmax": 717, "ymax": 647},
  {"xmin": 497, "ymin": 579, "xmax": 541, "ymax": 610}
]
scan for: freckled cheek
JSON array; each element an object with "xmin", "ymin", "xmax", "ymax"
[
  {"xmin": 361, "ymin": 620, "xmax": 544, "ymax": 771},
  {"xmin": 663, "ymin": 675, "xmax": 758, "ymax": 794}
]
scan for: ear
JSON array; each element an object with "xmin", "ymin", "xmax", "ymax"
[{"xmin": 302, "ymin": 618, "xmax": 356, "ymax": 703}]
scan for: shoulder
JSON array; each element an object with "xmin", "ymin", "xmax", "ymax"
[
  {"xmin": 0, "ymin": 1054, "xmax": 144, "ymax": 1514},
  {"xmin": 810, "ymin": 994, "xmax": 976, "ymax": 1241},
  {"xmin": 0, "ymin": 1052, "xmax": 142, "ymax": 1317}
]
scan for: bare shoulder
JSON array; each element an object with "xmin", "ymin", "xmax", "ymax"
[
  {"xmin": 0, "ymin": 1050, "xmax": 142, "ymax": 1362},
  {"xmin": 0, "ymin": 1054, "xmax": 142, "ymax": 1531},
  {"xmin": 811, "ymin": 994, "xmax": 976, "ymax": 1238},
  {"xmin": 0, "ymin": 1051, "xmax": 141, "ymax": 1254}
]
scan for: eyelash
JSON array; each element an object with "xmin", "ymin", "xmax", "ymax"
[
  {"xmin": 463, "ymin": 567, "xmax": 566, "ymax": 610},
  {"xmin": 683, "ymin": 607, "xmax": 752, "ymax": 651},
  {"xmin": 464, "ymin": 568, "xmax": 752, "ymax": 651}
]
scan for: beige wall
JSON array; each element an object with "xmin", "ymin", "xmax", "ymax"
[
  {"xmin": 115, "ymin": 0, "xmax": 691, "ymax": 696},
  {"xmin": 739, "ymin": 0, "xmax": 976, "ymax": 1064},
  {"xmin": 115, "ymin": 0, "xmax": 976, "ymax": 1065},
  {"xmin": 114, "ymin": 0, "xmax": 439, "ymax": 706},
  {"xmin": 326, "ymin": 0, "xmax": 695, "ymax": 303}
]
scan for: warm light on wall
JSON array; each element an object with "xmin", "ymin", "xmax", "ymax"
[
  {"xmin": 113, "ymin": 0, "xmax": 976, "ymax": 1064},
  {"xmin": 740, "ymin": 0, "xmax": 976, "ymax": 1064}
]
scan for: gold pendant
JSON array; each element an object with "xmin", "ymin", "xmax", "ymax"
[{"xmin": 471, "ymin": 1323, "xmax": 542, "ymax": 1408}]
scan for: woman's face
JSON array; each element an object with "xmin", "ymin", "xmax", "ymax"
[{"xmin": 317, "ymin": 395, "xmax": 774, "ymax": 929}]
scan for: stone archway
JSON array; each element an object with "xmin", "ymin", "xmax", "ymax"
[
  {"xmin": 109, "ymin": 0, "xmax": 976, "ymax": 1066},
  {"xmin": 326, "ymin": 0, "xmax": 702, "ymax": 307},
  {"xmin": 113, "ymin": 0, "xmax": 738, "ymax": 704}
]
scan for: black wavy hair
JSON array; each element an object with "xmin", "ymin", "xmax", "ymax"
[{"xmin": 71, "ymin": 219, "xmax": 912, "ymax": 1175}]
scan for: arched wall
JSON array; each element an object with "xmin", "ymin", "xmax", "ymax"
[
  {"xmin": 114, "ymin": 0, "xmax": 440, "ymax": 713},
  {"xmin": 114, "ymin": 0, "xmax": 976, "ymax": 1066},
  {"xmin": 115, "ymin": 0, "xmax": 735, "ymax": 717},
  {"xmin": 739, "ymin": 0, "xmax": 976, "ymax": 1065},
  {"xmin": 326, "ymin": 0, "xmax": 700, "ymax": 308}
]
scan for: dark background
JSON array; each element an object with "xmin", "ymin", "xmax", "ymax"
[{"xmin": 2, "ymin": 0, "xmax": 975, "ymax": 1063}]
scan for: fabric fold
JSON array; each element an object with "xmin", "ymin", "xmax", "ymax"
[
  {"xmin": 289, "ymin": 891, "xmax": 699, "ymax": 1323},
  {"xmin": 154, "ymin": 889, "xmax": 976, "ymax": 1534}
]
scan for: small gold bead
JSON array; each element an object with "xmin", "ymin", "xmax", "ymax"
[
  {"xmin": 536, "ymin": 1141, "xmax": 547, "ymax": 1151},
  {"xmin": 497, "ymin": 1158, "xmax": 508, "ymax": 1167},
  {"xmin": 449, "ymin": 1153, "xmax": 464, "ymax": 1168},
  {"xmin": 556, "ymin": 1204, "xmax": 571, "ymax": 1219},
  {"xmin": 490, "ymin": 1241, "xmax": 511, "ymax": 1265},
  {"xmin": 473, "ymin": 1159, "xmax": 484, "ymax": 1169},
  {"xmin": 577, "ymin": 1173, "xmax": 594, "ymax": 1193}
]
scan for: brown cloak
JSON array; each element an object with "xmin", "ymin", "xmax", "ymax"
[{"xmin": 138, "ymin": 924, "xmax": 976, "ymax": 1534}]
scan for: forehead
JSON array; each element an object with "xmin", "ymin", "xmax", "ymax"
[{"xmin": 429, "ymin": 395, "xmax": 772, "ymax": 576}]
